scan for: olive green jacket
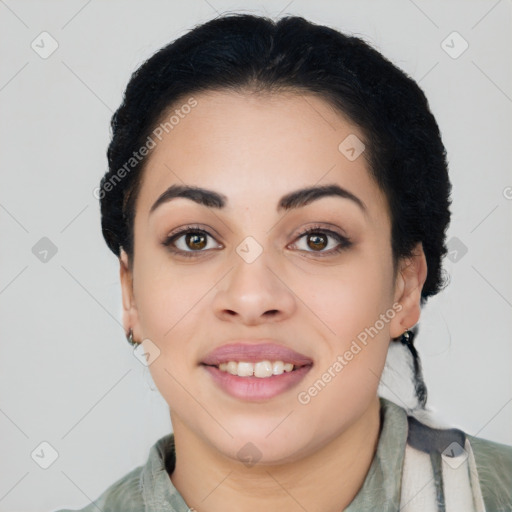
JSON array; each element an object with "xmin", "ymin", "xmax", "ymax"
[{"xmin": 54, "ymin": 398, "xmax": 512, "ymax": 511}]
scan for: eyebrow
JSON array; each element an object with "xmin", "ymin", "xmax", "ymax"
[{"xmin": 149, "ymin": 183, "xmax": 367, "ymax": 215}]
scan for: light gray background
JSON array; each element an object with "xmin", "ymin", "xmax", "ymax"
[{"xmin": 0, "ymin": 1, "xmax": 511, "ymax": 511}]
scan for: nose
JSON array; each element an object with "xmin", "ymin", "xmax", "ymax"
[{"xmin": 212, "ymin": 249, "xmax": 297, "ymax": 326}]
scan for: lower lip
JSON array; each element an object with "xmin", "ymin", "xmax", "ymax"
[{"xmin": 202, "ymin": 364, "xmax": 312, "ymax": 401}]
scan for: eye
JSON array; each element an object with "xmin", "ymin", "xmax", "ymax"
[
  {"xmin": 162, "ymin": 225, "xmax": 222, "ymax": 257},
  {"xmin": 290, "ymin": 226, "xmax": 352, "ymax": 257}
]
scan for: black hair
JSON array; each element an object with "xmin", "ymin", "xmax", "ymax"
[{"xmin": 99, "ymin": 13, "xmax": 453, "ymax": 407}]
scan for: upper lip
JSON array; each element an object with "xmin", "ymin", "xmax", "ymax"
[{"xmin": 201, "ymin": 341, "xmax": 314, "ymax": 367}]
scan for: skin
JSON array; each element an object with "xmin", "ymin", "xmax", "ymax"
[{"xmin": 119, "ymin": 89, "xmax": 427, "ymax": 512}]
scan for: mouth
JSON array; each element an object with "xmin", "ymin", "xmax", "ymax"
[{"xmin": 200, "ymin": 341, "xmax": 314, "ymax": 401}]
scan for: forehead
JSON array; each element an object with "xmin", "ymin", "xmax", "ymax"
[{"xmin": 135, "ymin": 89, "xmax": 390, "ymax": 222}]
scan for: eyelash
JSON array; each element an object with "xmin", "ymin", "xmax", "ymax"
[{"xmin": 161, "ymin": 224, "xmax": 353, "ymax": 258}]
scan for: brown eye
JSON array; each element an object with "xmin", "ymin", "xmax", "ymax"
[
  {"xmin": 185, "ymin": 232, "xmax": 207, "ymax": 250},
  {"xmin": 306, "ymin": 233, "xmax": 328, "ymax": 251},
  {"xmin": 162, "ymin": 226, "xmax": 223, "ymax": 258},
  {"xmin": 290, "ymin": 226, "xmax": 353, "ymax": 257}
]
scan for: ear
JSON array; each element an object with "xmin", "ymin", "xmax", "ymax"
[
  {"xmin": 389, "ymin": 242, "xmax": 428, "ymax": 339},
  {"xmin": 119, "ymin": 249, "xmax": 141, "ymax": 341}
]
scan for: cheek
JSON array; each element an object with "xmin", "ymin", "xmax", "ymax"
[
  {"xmin": 134, "ymin": 251, "xmax": 207, "ymax": 339},
  {"xmin": 133, "ymin": 261, "xmax": 218, "ymax": 390},
  {"xmin": 293, "ymin": 249, "xmax": 394, "ymax": 403},
  {"xmin": 134, "ymin": 267, "xmax": 208, "ymax": 408},
  {"xmin": 293, "ymin": 254, "xmax": 393, "ymax": 335}
]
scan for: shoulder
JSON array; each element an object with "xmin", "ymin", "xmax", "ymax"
[
  {"xmin": 467, "ymin": 432, "xmax": 512, "ymax": 468},
  {"xmin": 466, "ymin": 433, "xmax": 512, "ymax": 511},
  {"xmin": 53, "ymin": 464, "xmax": 145, "ymax": 512}
]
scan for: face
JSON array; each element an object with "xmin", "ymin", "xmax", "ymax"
[{"xmin": 120, "ymin": 89, "xmax": 425, "ymax": 464}]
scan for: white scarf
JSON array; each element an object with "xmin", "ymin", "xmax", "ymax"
[{"xmin": 400, "ymin": 436, "xmax": 486, "ymax": 511}]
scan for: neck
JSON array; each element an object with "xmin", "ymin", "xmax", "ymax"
[{"xmin": 169, "ymin": 395, "xmax": 381, "ymax": 512}]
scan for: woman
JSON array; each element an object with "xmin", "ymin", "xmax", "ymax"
[{"xmin": 56, "ymin": 13, "xmax": 512, "ymax": 512}]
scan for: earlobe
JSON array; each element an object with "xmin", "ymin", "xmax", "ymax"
[{"xmin": 390, "ymin": 242, "xmax": 428, "ymax": 339}]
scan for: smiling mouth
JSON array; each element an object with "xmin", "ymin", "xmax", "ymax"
[{"xmin": 202, "ymin": 360, "xmax": 312, "ymax": 378}]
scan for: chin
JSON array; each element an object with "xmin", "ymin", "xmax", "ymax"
[
  {"xmin": 224, "ymin": 437, "xmax": 307, "ymax": 467},
  {"xmin": 205, "ymin": 420, "xmax": 312, "ymax": 465}
]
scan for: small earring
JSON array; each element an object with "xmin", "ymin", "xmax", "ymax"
[
  {"xmin": 400, "ymin": 327, "xmax": 417, "ymax": 345},
  {"xmin": 126, "ymin": 328, "xmax": 138, "ymax": 346},
  {"xmin": 392, "ymin": 327, "xmax": 411, "ymax": 343}
]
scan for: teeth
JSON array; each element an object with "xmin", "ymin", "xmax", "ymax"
[
  {"xmin": 226, "ymin": 361, "xmax": 238, "ymax": 375},
  {"xmin": 216, "ymin": 360, "xmax": 296, "ymax": 378},
  {"xmin": 237, "ymin": 362, "xmax": 254, "ymax": 377},
  {"xmin": 272, "ymin": 361, "xmax": 284, "ymax": 375}
]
